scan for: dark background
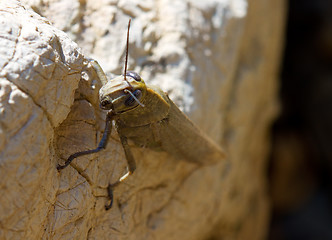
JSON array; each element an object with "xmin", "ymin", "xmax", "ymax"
[{"xmin": 268, "ymin": 0, "xmax": 332, "ymax": 239}]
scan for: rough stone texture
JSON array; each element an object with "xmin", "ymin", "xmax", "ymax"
[{"xmin": 0, "ymin": 0, "xmax": 285, "ymax": 240}]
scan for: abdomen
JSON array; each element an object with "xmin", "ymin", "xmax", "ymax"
[{"xmin": 157, "ymin": 99, "xmax": 225, "ymax": 164}]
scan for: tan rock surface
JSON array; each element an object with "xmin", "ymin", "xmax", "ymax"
[{"xmin": 0, "ymin": 0, "xmax": 285, "ymax": 239}]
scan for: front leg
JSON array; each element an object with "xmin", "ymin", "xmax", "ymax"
[
  {"xmin": 57, "ymin": 111, "xmax": 114, "ymax": 170},
  {"xmin": 105, "ymin": 134, "xmax": 137, "ymax": 210}
]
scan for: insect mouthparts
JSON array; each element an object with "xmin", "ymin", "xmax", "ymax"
[{"xmin": 100, "ymin": 97, "xmax": 113, "ymax": 110}]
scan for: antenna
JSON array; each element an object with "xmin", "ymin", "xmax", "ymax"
[
  {"xmin": 124, "ymin": 19, "xmax": 131, "ymax": 82},
  {"xmin": 122, "ymin": 19, "xmax": 144, "ymax": 107}
]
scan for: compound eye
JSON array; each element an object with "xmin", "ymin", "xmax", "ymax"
[
  {"xmin": 126, "ymin": 71, "xmax": 141, "ymax": 81},
  {"xmin": 125, "ymin": 89, "xmax": 142, "ymax": 106}
]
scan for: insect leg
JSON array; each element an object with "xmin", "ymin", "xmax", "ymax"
[
  {"xmin": 86, "ymin": 58, "xmax": 108, "ymax": 86},
  {"xmin": 105, "ymin": 135, "xmax": 136, "ymax": 210},
  {"xmin": 57, "ymin": 111, "xmax": 114, "ymax": 170},
  {"xmin": 120, "ymin": 135, "xmax": 137, "ymax": 174}
]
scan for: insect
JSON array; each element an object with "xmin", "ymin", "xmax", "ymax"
[{"xmin": 57, "ymin": 19, "xmax": 225, "ymax": 210}]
